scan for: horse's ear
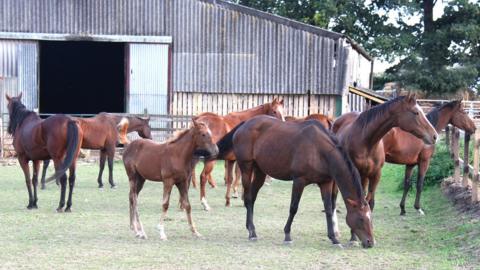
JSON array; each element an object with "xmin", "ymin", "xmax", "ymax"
[
  {"xmin": 279, "ymin": 99, "xmax": 284, "ymax": 105},
  {"xmin": 18, "ymin": 92, "xmax": 22, "ymax": 100},
  {"xmin": 192, "ymin": 116, "xmax": 199, "ymax": 127},
  {"xmin": 144, "ymin": 116, "xmax": 151, "ymax": 122},
  {"xmin": 5, "ymin": 93, "xmax": 11, "ymax": 101},
  {"xmin": 406, "ymin": 91, "xmax": 416, "ymax": 104},
  {"xmin": 346, "ymin": 198, "xmax": 359, "ymax": 208}
]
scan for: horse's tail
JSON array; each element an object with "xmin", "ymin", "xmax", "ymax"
[
  {"xmin": 45, "ymin": 120, "xmax": 81, "ymax": 183},
  {"xmin": 216, "ymin": 121, "xmax": 245, "ymax": 159},
  {"xmin": 117, "ymin": 117, "xmax": 131, "ymax": 145}
]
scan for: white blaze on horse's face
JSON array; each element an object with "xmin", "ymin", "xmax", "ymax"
[{"xmin": 416, "ymin": 104, "xmax": 438, "ymax": 142}]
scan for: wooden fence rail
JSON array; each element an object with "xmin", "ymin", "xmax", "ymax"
[{"xmin": 447, "ymin": 125, "xmax": 480, "ymax": 203}]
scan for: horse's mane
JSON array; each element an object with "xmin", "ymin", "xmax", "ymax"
[
  {"xmin": 305, "ymin": 120, "xmax": 364, "ymax": 200},
  {"xmin": 426, "ymin": 101, "xmax": 459, "ymax": 127},
  {"xmin": 355, "ymin": 96, "xmax": 406, "ymax": 129},
  {"xmin": 7, "ymin": 100, "xmax": 36, "ymax": 135},
  {"xmin": 165, "ymin": 128, "xmax": 191, "ymax": 144}
]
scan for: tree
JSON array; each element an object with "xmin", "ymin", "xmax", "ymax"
[{"xmin": 231, "ymin": 0, "xmax": 480, "ymax": 95}]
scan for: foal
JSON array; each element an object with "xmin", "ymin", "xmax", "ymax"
[{"xmin": 123, "ymin": 119, "xmax": 218, "ymax": 239}]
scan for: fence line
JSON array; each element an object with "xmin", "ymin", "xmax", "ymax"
[{"xmin": 447, "ymin": 125, "xmax": 480, "ymax": 203}]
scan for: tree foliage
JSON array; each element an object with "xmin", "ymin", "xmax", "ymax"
[{"xmin": 231, "ymin": 0, "xmax": 480, "ymax": 95}]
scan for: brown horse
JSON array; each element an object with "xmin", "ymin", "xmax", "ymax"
[
  {"xmin": 285, "ymin": 113, "xmax": 333, "ymax": 129},
  {"xmin": 383, "ymin": 100, "xmax": 476, "ymax": 215},
  {"xmin": 123, "ymin": 119, "xmax": 218, "ymax": 239},
  {"xmin": 332, "ymin": 94, "xmax": 437, "ymax": 241},
  {"xmin": 116, "ymin": 115, "xmax": 152, "ymax": 144},
  {"xmin": 40, "ymin": 113, "xmax": 152, "ymax": 189},
  {"xmin": 216, "ymin": 116, "xmax": 374, "ymax": 248},
  {"xmin": 6, "ymin": 93, "xmax": 83, "ymax": 212},
  {"xmin": 192, "ymin": 99, "xmax": 285, "ymax": 211}
]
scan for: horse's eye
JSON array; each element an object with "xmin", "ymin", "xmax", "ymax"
[
  {"xmin": 414, "ymin": 111, "xmax": 419, "ymax": 116},
  {"xmin": 202, "ymin": 134, "xmax": 206, "ymax": 137}
]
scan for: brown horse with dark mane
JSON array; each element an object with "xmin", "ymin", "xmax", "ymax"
[
  {"xmin": 332, "ymin": 94, "xmax": 437, "ymax": 241},
  {"xmin": 216, "ymin": 115, "xmax": 374, "ymax": 248},
  {"xmin": 285, "ymin": 113, "xmax": 333, "ymax": 129},
  {"xmin": 40, "ymin": 113, "xmax": 152, "ymax": 189},
  {"xmin": 123, "ymin": 119, "xmax": 218, "ymax": 239},
  {"xmin": 6, "ymin": 93, "xmax": 83, "ymax": 212},
  {"xmin": 383, "ymin": 100, "xmax": 475, "ymax": 215},
  {"xmin": 192, "ymin": 99, "xmax": 285, "ymax": 211}
]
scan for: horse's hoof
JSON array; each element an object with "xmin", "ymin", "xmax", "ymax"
[
  {"xmin": 41, "ymin": 185, "xmax": 46, "ymax": 190},
  {"xmin": 110, "ymin": 184, "xmax": 117, "ymax": 189},
  {"xmin": 98, "ymin": 185, "xmax": 104, "ymax": 189},
  {"xmin": 65, "ymin": 208, "xmax": 72, "ymax": 213},
  {"xmin": 159, "ymin": 235, "xmax": 167, "ymax": 241},
  {"xmin": 56, "ymin": 208, "xmax": 64, "ymax": 213},
  {"xmin": 225, "ymin": 202, "xmax": 230, "ymax": 207},
  {"xmin": 193, "ymin": 232, "xmax": 203, "ymax": 239},
  {"xmin": 333, "ymin": 243, "xmax": 344, "ymax": 249},
  {"xmin": 232, "ymin": 193, "xmax": 239, "ymax": 199},
  {"xmin": 400, "ymin": 211, "xmax": 406, "ymax": 216},
  {"xmin": 26, "ymin": 205, "xmax": 34, "ymax": 210},
  {"xmin": 283, "ymin": 240, "xmax": 293, "ymax": 245},
  {"xmin": 248, "ymin": 237, "xmax": 257, "ymax": 241},
  {"xmin": 417, "ymin": 209, "xmax": 425, "ymax": 216},
  {"xmin": 135, "ymin": 233, "xmax": 147, "ymax": 239}
]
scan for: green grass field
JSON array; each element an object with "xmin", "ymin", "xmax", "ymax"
[{"xmin": 0, "ymin": 161, "xmax": 478, "ymax": 269}]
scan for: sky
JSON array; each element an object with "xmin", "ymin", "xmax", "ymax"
[{"xmin": 373, "ymin": 1, "xmax": 446, "ymax": 73}]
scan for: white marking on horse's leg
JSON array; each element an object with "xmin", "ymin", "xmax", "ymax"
[
  {"xmin": 417, "ymin": 208, "xmax": 425, "ymax": 216},
  {"xmin": 156, "ymin": 224, "xmax": 167, "ymax": 240},
  {"xmin": 332, "ymin": 208, "xmax": 340, "ymax": 237},
  {"xmin": 201, "ymin": 197, "xmax": 211, "ymax": 211}
]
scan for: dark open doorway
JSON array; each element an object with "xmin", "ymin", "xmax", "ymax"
[{"xmin": 40, "ymin": 41, "xmax": 125, "ymax": 114}]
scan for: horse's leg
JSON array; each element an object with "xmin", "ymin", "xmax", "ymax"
[
  {"xmin": 97, "ymin": 149, "xmax": 107, "ymax": 188},
  {"xmin": 246, "ymin": 163, "xmax": 266, "ymax": 241},
  {"xmin": 53, "ymin": 159, "xmax": 68, "ymax": 212},
  {"xmin": 232, "ymin": 162, "xmax": 241, "ymax": 198},
  {"xmin": 177, "ymin": 179, "xmax": 201, "ymax": 238},
  {"xmin": 283, "ymin": 178, "xmax": 306, "ymax": 244},
  {"xmin": 225, "ymin": 160, "xmax": 235, "ymax": 207},
  {"xmin": 132, "ymin": 175, "xmax": 146, "ymax": 239},
  {"xmin": 366, "ymin": 172, "xmax": 381, "ymax": 212},
  {"xmin": 200, "ymin": 160, "xmax": 215, "ymax": 211},
  {"xmin": 65, "ymin": 163, "xmax": 76, "ymax": 212},
  {"xmin": 190, "ymin": 159, "xmax": 198, "ymax": 189},
  {"xmin": 414, "ymin": 159, "xmax": 430, "ymax": 215},
  {"xmin": 331, "ymin": 183, "xmax": 340, "ymax": 238},
  {"xmin": 40, "ymin": 159, "xmax": 50, "ymax": 190},
  {"xmin": 157, "ymin": 180, "xmax": 174, "ymax": 240},
  {"xmin": 399, "ymin": 165, "xmax": 415, "ymax": 216},
  {"xmin": 238, "ymin": 161, "xmax": 255, "ymax": 240},
  {"xmin": 19, "ymin": 157, "xmax": 34, "ymax": 209},
  {"xmin": 318, "ymin": 181, "xmax": 341, "ymax": 245},
  {"xmin": 107, "ymin": 147, "xmax": 116, "ymax": 188},
  {"xmin": 31, "ymin": 160, "xmax": 40, "ymax": 209}
]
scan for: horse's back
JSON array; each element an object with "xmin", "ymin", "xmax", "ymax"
[{"xmin": 383, "ymin": 127, "xmax": 431, "ymax": 165}]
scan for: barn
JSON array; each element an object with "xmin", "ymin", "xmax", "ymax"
[{"xmin": 0, "ymin": 0, "xmax": 373, "ymax": 138}]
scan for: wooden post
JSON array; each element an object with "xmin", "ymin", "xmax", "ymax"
[
  {"xmin": 453, "ymin": 127, "xmax": 460, "ymax": 183},
  {"xmin": 473, "ymin": 130, "xmax": 480, "ymax": 203},
  {"xmin": 463, "ymin": 133, "xmax": 471, "ymax": 187}
]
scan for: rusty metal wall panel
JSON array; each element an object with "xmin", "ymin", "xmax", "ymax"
[
  {"xmin": 128, "ymin": 44, "xmax": 169, "ymax": 114},
  {"xmin": 0, "ymin": 40, "xmax": 38, "ymax": 111}
]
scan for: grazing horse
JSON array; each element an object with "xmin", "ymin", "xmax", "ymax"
[
  {"xmin": 332, "ymin": 94, "xmax": 437, "ymax": 241},
  {"xmin": 216, "ymin": 115, "xmax": 374, "ymax": 248},
  {"xmin": 192, "ymin": 99, "xmax": 285, "ymax": 211},
  {"xmin": 40, "ymin": 113, "xmax": 152, "ymax": 189},
  {"xmin": 383, "ymin": 100, "xmax": 476, "ymax": 215},
  {"xmin": 285, "ymin": 113, "xmax": 333, "ymax": 129},
  {"xmin": 123, "ymin": 119, "xmax": 218, "ymax": 240},
  {"xmin": 116, "ymin": 115, "xmax": 152, "ymax": 145},
  {"xmin": 6, "ymin": 93, "xmax": 83, "ymax": 212}
]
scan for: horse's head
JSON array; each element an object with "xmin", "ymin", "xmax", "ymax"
[
  {"xmin": 394, "ymin": 93, "xmax": 438, "ymax": 145},
  {"xmin": 266, "ymin": 98, "xmax": 285, "ymax": 121},
  {"xmin": 345, "ymin": 198, "xmax": 374, "ymax": 248},
  {"xmin": 449, "ymin": 100, "xmax": 476, "ymax": 134},
  {"xmin": 192, "ymin": 117, "xmax": 219, "ymax": 159},
  {"xmin": 137, "ymin": 116, "xmax": 153, "ymax": 139},
  {"xmin": 5, "ymin": 92, "xmax": 23, "ymax": 114}
]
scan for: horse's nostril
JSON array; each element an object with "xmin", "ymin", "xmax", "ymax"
[{"xmin": 433, "ymin": 135, "xmax": 437, "ymax": 141}]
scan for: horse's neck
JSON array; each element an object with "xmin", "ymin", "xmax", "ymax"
[
  {"xmin": 432, "ymin": 108, "xmax": 454, "ymax": 132},
  {"xmin": 166, "ymin": 130, "xmax": 196, "ymax": 166},
  {"xmin": 355, "ymin": 108, "xmax": 396, "ymax": 149},
  {"xmin": 328, "ymin": 148, "xmax": 363, "ymax": 203},
  {"xmin": 224, "ymin": 105, "xmax": 267, "ymax": 123},
  {"xmin": 126, "ymin": 117, "xmax": 142, "ymax": 133}
]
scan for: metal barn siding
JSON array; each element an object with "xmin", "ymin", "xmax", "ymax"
[
  {"xmin": 0, "ymin": 0, "xmax": 367, "ymax": 97},
  {"xmin": 0, "ymin": 40, "xmax": 38, "ymax": 111},
  {"xmin": 128, "ymin": 43, "xmax": 169, "ymax": 114}
]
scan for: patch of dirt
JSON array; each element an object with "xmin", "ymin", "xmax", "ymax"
[{"xmin": 441, "ymin": 177, "xmax": 480, "ymax": 218}]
